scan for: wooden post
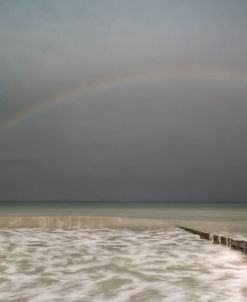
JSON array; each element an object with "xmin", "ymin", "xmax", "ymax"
[{"xmin": 179, "ymin": 226, "xmax": 247, "ymax": 254}]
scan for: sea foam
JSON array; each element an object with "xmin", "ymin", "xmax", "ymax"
[{"xmin": 0, "ymin": 226, "xmax": 246, "ymax": 301}]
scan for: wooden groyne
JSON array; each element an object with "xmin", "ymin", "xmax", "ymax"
[{"xmin": 179, "ymin": 226, "xmax": 247, "ymax": 254}]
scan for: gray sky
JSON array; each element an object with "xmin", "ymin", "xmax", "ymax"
[{"xmin": 0, "ymin": 0, "xmax": 247, "ymax": 201}]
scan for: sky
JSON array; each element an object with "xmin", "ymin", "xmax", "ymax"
[{"xmin": 0, "ymin": 0, "xmax": 247, "ymax": 202}]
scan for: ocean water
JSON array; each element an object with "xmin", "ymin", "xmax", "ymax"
[{"xmin": 0, "ymin": 202, "xmax": 247, "ymax": 302}]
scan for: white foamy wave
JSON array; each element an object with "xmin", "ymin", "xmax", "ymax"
[{"xmin": 0, "ymin": 227, "xmax": 246, "ymax": 302}]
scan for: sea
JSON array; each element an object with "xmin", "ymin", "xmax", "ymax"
[{"xmin": 0, "ymin": 202, "xmax": 246, "ymax": 302}]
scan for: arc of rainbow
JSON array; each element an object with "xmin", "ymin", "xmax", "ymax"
[{"xmin": 0, "ymin": 67, "xmax": 247, "ymax": 135}]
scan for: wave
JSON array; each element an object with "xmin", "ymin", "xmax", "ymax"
[
  {"xmin": 0, "ymin": 227, "xmax": 246, "ymax": 302},
  {"xmin": 0, "ymin": 215, "xmax": 175, "ymax": 229},
  {"xmin": 1, "ymin": 216, "xmax": 247, "ymax": 240}
]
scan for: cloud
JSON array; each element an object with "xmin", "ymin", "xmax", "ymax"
[{"xmin": 0, "ymin": 0, "xmax": 247, "ymax": 201}]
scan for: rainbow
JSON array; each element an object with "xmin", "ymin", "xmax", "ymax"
[{"xmin": 0, "ymin": 67, "xmax": 247, "ymax": 135}]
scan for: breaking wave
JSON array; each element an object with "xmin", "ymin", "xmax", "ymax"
[{"xmin": 0, "ymin": 226, "xmax": 246, "ymax": 301}]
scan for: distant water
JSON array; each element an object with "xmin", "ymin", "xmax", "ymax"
[
  {"xmin": 0, "ymin": 201, "xmax": 247, "ymax": 235},
  {"xmin": 0, "ymin": 202, "xmax": 247, "ymax": 301}
]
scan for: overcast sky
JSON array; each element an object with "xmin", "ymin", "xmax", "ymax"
[{"xmin": 0, "ymin": 0, "xmax": 247, "ymax": 202}]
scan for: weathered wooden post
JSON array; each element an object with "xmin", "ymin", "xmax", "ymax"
[{"xmin": 179, "ymin": 226, "xmax": 247, "ymax": 255}]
